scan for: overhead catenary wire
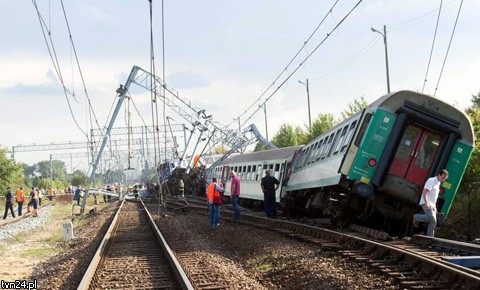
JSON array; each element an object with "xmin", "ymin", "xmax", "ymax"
[
  {"xmin": 422, "ymin": 0, "xmax": 443, "ymax": 93},
  {"xmin": 238, "ymin": 0, "xmax": 364, "ymax": 130},
  {"xmin": 229, "ymin": 0, "xmax": 341, "ymax": 128},
  {"xmin": 162, "ymin": 0, "xmax": 167, "ymax": 163},
  {"xmin": 32, "ymin": 0, "xmax": 88, "ymax": 139},
  {"xmin": 148, "ymin": 0, "xmax": 159, "ymax": 166},
  {"xmin": 433, "ymin": 0, "xmax": 464, "ymax": 96}
]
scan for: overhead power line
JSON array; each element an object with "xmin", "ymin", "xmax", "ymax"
[
  {"xmin": 230, "ymin": 0, "xmax": 341, "ymax": 128},
  {"xmin": 422, "ymin": 0, "xmax": 444, "ymax": 93},
  {"xmin": 434, "ymin": 0, "xmax": 464, "ymax": 96},
  {"xmin": 238, "ymin": 0, "xmax": 364, "ymax": 129}
]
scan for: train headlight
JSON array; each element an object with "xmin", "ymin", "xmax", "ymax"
[{"xmin": 368, "ymin": 158, "xmax": 377, "ymax": 167}]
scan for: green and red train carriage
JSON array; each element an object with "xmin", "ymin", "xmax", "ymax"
[{"xmin": 208, "ymin": 90, "xmax": 474, "ymax": 236}]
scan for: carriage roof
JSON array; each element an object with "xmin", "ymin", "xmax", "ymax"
[{"xmin": 216, "ymin": 146, "xmax": 302, "ymax": 166}]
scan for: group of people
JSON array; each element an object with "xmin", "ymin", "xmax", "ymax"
[
  {"xmin": 206, "ymin": 169, "xmax": 280, "ymax": 228},
  {"xmin": 3, "ymin": 186, "xmax": 42, "ymax": 220},
  {"xmin": 205, "ymin": 168, "xmax": 447, "ymax": 237}
]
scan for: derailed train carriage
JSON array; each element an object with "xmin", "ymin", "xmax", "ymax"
[{"xmin": 209, "ymin": 90, "xmax": 474, "ymax": 236}]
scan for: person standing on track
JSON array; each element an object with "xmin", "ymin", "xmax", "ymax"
[
  {"xmin": 29, "ymin": 187, "xmax": 39, "ymax": 217},
  {"xmin": 178, "ymin": 179, "xmax": 185, "ymax": 198},
  {"xmin": 3, "ymin": 187, "xmax": 16, "ymax": 219},
  {"xmin": 230, "ymin": 170, "xmax": 241, "ymax": 220},
  {"xmin": 15, "ymin": 186, "xmax": 25, "ymax": 216},
  {"xmin": 413, "ymin": 169, "xmax": 449, "ymax": 237},
  {"xmin": 206, "ymin": 177, "xmax": 224, "ymax": 227},
  {"xmin": 261, "ymin": 169, "xmax": 280, "ymax": 218}
]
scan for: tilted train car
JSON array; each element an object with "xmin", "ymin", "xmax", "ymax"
[
  {"xmin": 208, "ymin": 146, "xmax": 301, "ymax": 203},
  {"xmin": 207, "ymin": 90, "xmax": 473, "ymax": 236},
  {"xmin": 284, "ymin": 90, "xmax": 474, "ymax": 236}
]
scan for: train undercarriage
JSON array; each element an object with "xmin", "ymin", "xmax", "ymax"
[{"xmin": 282, "ymin": 177, "xmax": 420, "ymax": 237}]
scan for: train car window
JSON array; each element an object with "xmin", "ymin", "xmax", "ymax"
[
  {"xmin": 243, "ymin": 165, "xmax": 247, "ymax": 173},
  {"xmin": 297, "ymin": 149, "xmax": 307, "ymax": 169},
  {"xmin": 256, "ymin": 164, "xmax": 262, "ymax": 181},
  {"xmin": 307, "ymin": 142, "xmax": 319, "ymax": 164},
  {"xmin": 328, "ymin": 129, "xmax": 342, "ymax": 157},
  {"xmin": 269, "ymin": 164, "xmax": 274, "ymax": 170},
  {"xmin": 319, "ymin": 137, "xmax": 329, "ymax": 160},
  {"xmin": 300, "ymin": 147, "xmax": 311, "ymax": 168},
  {"xmin": 263, "ymin": 164, "xmax": 268, "ymax": 170},
  {"xmin": 322, "ymin": 134, "xmax": 335, "ymax": 159},
  {"xmin": 354, "ymin": 113, "xmax": 372, "ymax": 147},
  {"xmin": 273, "ymin": 164, "xmax": 280, "ymax": 179},
  {"xmin": 252, "ymin": 165, "xmax": 256, "ymax": 172},
  {"xmin": 333, "ymin": 126, "xmax": 348, "ymax": 155},
  {"xmin": 315, "ymin": 139, "xmax": 324, "ymax": 162},
  {"xmin": 342, "ymin": 120, "xmax": 358, "ymax": 153}
]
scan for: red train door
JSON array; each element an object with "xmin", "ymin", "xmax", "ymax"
[{"xmin": 388, "ymin": 124, "xmax": 443, "ymax": 189}]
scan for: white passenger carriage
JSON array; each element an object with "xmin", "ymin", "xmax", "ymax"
[{"xmin": 208, "ymin": 146, "xmax": 301, "ymax": 202}]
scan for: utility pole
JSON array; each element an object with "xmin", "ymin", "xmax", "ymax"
[
  {"xmin": 371, "ymin": 25, "xmax": 391, "ymax": 93},
  {"xmin": 298, "ymin": 79, "xmax": 312, "ymax": 128},
  {"xmin": 263, "ymin": 103, "xmax": 268, "ymax": 140}
]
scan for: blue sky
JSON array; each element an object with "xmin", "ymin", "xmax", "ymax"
[{"xmin": 1, "ymin": 0, "xmax": 479, "ymax": 172}]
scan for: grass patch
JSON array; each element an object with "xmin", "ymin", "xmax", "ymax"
[
  {"xmin": 245, "ymin": 252, "xmax": 279, "ymax": 272},
  {"xmin": 13, "ymin": 233, "xmax": 27, "ymax": 243},
  {"xmin": 41, "ymin": 230, "xmax": 63, "ymax": 244},
  {"xmin": 19, "ymin": 247, "xmax": 62, "ymax": 258}
]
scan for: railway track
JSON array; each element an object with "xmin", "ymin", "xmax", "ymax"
[
  {"xmin": 166, "ymin": 196, "xmax": 480, "ymax": 289},
  {"xmin": 78, "ymin": 199, "xmax": 192, "ymax": 289}
]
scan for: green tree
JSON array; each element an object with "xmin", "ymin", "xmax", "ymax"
[
  {"xmin": 254, "ymin": 142, "xmax": 271, "ymax": 152},
  {"xmin": 441, "ymin": 91, "xmax": 480, "ymax": 240},
  {"xmin": 36, "ymin": 160, "xmax": 67, "ymax": 180},
  {"xmin": 304, "ymin": 113, "xmax": 335, "ymax": 143},
  {"xmin": 0, "ymin": 147, "xmax": 24, "ymax": 195},
  {"xmin": 141, "ymin": 165, "xmax": 157, "ymax": 183},
  {"xmin": 20, "ymin": 162, "xmax": 36, "ymax": 179},
  {"xmin": 214, "ymin": 145, "xmax": 227, "ymax": 154},
  {"xmin": 271, "ymin": 123, "xmax": 305, "ymax": 147},
  {"xmin": 340, "ymin": 96, "xmax": 368, "ymax": 120}
]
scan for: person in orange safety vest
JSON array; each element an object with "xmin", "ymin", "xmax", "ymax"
[{"xmin": 206, "ymin": 177, "xmax": 224, "ymax": 227}]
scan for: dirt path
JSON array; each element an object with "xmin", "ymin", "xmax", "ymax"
[{"xmin": 1, "ymin": 202, "xmax": 118, "ymax": 287}]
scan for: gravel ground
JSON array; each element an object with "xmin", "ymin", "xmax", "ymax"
[
  {"xmin": 0, "ymin": 205, "xmax": 53, "ymax": 242},
  {"xmin": 149, "ymin": 206, "xmax": 397, "ymax": 289},
  {"xmin": 24, "ymin": 203, "xmax": 119, "ymax": 289}
]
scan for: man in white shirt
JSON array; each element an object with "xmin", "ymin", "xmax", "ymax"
[{"xmin": 413, "ymin": 169, "xmax": 449, "ymax": 237}]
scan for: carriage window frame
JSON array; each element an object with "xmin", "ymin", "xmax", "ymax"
[
  {"xmin": 307, "ymin": 142, "xmax": 319, "ymax": 165},
  {"xmin": 321, "ymin": 134, "xmax": 335, "ymax": 160},
  {"xmin": 333, "ymin": 126, "xmax": 348, "ymax": 155},
  {"xmin": 354, "ymin": 112, "xmax": 372, "ymax": 147},
  {"xmin": 341, "ymin": 120, "xmax": 358, "ymax": 153}
]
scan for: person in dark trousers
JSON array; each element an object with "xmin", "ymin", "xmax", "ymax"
[
  {"xmin": 15, "ymin": 186, "xmax": 25, "ymax": 216},
  {"xmin": 178, "ymin": 179, "xmax": 185, "ymax": 198},
  {"xmin": 73, "ymin": 187, "xmax": 82, "ymax": 205},
  {"xmin": 261, "ymin": 169, "xmax": 280, "ymax": 218},
  {"xmin": 3, "ymin": 187, "xmax": 16, "ymax": 219},
  {"xmin": 29, "ymin": 187, "xmax": 39, "ymax": 217},
  {"xmin": 133, "ymin": 185, "xmax": 139, "ymax": 200},
  {"xmin": 207, "ymin": 177, "xmax": 224, "ymax": 227},
  {"xmin": 230, "ymin": 170, "xmax": 241, "ymax": 220},
  {"xmin": 413, "ymin": 169, "xmax": 449, "ymax": 237}
]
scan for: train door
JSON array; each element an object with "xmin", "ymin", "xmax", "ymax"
[{"xmin": 388, "ymin": 124, "xmax": 443, "ymax": 189}]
